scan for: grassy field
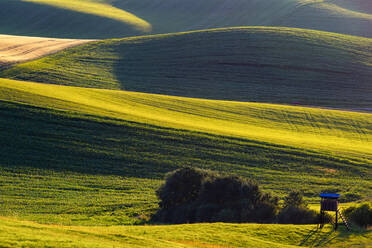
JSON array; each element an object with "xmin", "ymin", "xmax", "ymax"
[
  {"xmin": 1, "ymin": 78, "xmax": 371, "ymax": 164},
  {"xmin": 0, "ymin": 217, "xmax": 370, "ymax": 248},
  {"xmin": 0, "ymin": 78, "xmax": 370, "ymax": 225},
  {"xmin": 0, "ymin": 0, "xmax": 150, "ymax": 38},
  {"xmin": 2, "ymin": 27, "xmax": 371, "ymax": 110},
  {"xmin": 23, "ymin": 0, "xmax": 151, "ymax": 32},
  {"xmin": 1, "ymin": 0, "xmax": 372, "ymax": 39},
  {"xmin": 1, "ymin": 1, "xmax": 371, "ymax": 247},
  {"xmin": 114, "ymin": 0, "xmax": 372, "ymax": 38}
]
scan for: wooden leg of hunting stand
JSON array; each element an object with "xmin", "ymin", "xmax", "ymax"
[{"xmin": 335, "ymin": 210, "xmax": 338, "ymax": 230}]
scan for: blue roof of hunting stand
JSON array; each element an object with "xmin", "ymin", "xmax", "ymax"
[{"xmin": 320, "ymin": 193, "xmax": 340, "ymax": 199}]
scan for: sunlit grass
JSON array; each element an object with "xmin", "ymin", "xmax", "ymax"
[
  {"xmin": 0, "ymin": 167, "xmax": 160, "ymax": 225},
  {"xmin": 315, "ymin": 2, "xmax": 372, "ymax": 20},
  {"xmin": 1, "ymin": 96, "xmax": 370, "ymax": 225},
  {"xmin": 0, "ymin": 216, "xmax": 370, "ymax": 248},
  {"xmin": 1, "ymin": 78, "xmax": 371, "ymax": 164},
  {"xmin": 22, "ymin": 0, "xmax": 151, "ymax": 32},
  {"xmin": 0, "ymin": 78, "xmax": 370, "ymax": 224},
  {"xmin": 3, "ymin": 27, "xmax": 371, "ymax": 109}
]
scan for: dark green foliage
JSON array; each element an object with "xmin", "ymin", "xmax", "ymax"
[
  {"xmin": 283, "ymin": 190, "xmax": 307, "ymax": 208},
  {"xmin": 153, "ymin": 168, "xmax": 279, "ymax": 224},
  {"xmin": 277, "ymin": 206, "xmax": 319, "ymax": 224},
  {"xmin": 156, "ymin": 167, "xmax": 214, "ymax": 209},
  {"xmin": 198, "ymin": 175, "xmax": 258, "ymax": 204},
  {"xmin": 343, "ymin": 203, "xmax": 372, "ymax": 228},
  {"xmin": 278, "ymin": 191, "xmax": 324, "ymax": 224}
]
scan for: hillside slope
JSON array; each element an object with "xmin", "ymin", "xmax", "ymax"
[
  {"xmin": 0, "ymin": 0, "xmax": 150, "ymax": 39},
  {"xmin": 1, "ymin": 0, "xmax": 372, "ymax": 39},
  {"xmin": 0, "ymin": 78, "xmax": 371, "ymax": 223},
  {"xmin": 2, "ymin": 79, "xmax": 371, "ymax": 161},
  {"xmin": 0, "ymin": 34, "xmax": 93, "ymax": 66},
  {"xmin": 1, "ymin": 218, "xmax": 370, "ymax": 248},
  {"xmin": 115, "ymin": 0, "xmax": 372, "ymax": 38},
  {"xmin": 3, "ymin": 27, "xmax": 371, "ymax": 110}
]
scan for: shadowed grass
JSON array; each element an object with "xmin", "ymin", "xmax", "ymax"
[
  {"xmin": 115, "ymin": 0, "xmax": 372, "ymax": 38},
  {"xmin": 1, "ymin": 78, "xmax": 371, "ymax": 163},
  {"xmin": 2, "ymin": 0, "xmax": 372, "ymax": 38},
  {"xmin": 0, "ymin": 217, "xmax": 370, "ymax": 247},
  {"xmin": 0, "ymin": 0, "xmax": 150, "ymax": 38},
  {"xmin": 3, "ymin": 27, "xmax": 371, "ymax": 109},
  {"xmin": 0, "ymin": 78, "xmax": 371, "ymax": 224},
  {"xmin": 23, "ymin": 0, "xmax": 151, "ymax": 32}
]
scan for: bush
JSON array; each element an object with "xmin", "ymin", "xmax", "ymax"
[
  {"xmin": 156, "ymin": 167, "xmax": 213, "ymax": 209},
  {"xmin": 277, "ymin": 191, "xmax": 330, "ymax": 224},
  {"xmin": 198, "ymin": 175, "xmax": 260, "ymax": 204},
  {"xmin": 283, "ymin": 190, "xmax": 307, "ymax": 208},
  {"xmin": 343, "ymin": 202, "xmax": 372, "ymax": 228},
  {"xmin": 153, "ymin": 168, "xmax": 279, "ymax": 224},
  {"xmin": 278, "ymin": 206, "xmax": 319, "ymax": 224},
  {"xmin": 253, "ymin": 194, "xmax": 279, "ymax": 223},
  {"xmin": 195, "ymin": 204, "xmax": 220, "ymax": 222}
]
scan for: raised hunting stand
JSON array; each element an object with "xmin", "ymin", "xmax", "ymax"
[{"xmin": 319, "ymin": 193, "xmax": 350, "ymax": 231}]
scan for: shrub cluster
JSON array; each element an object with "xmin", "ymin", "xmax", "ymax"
[
  {"xmin": 343, "ymin": 202, "xmax": 372, "ymax": 228},
  {"xmin": 277, "ymin": 190, "xmax": 325, "ymax": 224},
  {"xmin": 153, "ymin": 168, "xmax": 337, "ymax": 225},
  {"xmin": 153, "ymin": 167, "xmax": 279, "ymax": 224}
]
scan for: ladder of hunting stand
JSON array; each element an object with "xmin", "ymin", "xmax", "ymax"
[{"xmin": 337, "ymin": 207, "xmax": 351, "ymax": 231}]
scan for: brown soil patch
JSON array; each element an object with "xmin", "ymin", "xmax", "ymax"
[
  {"xmin": 318, "ymin": 167, "xmax": 337, "ymax": 174},
  {"xmin": 174, "ymin": 240, "xmax": 232, "ymax": 248},
  {"xmin": 0, "ymin": 34, "xmax": 94, "ymax": 65}
]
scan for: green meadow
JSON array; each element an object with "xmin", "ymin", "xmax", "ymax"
[
  {"xmin": 1, "ymin": 0, "xmax": 372, "ymax": 38},
  {"xmin": 2, "ymin": 27, "xmax": 371, "ymax": 109},
  {"xmin": 1, "ymin": 217, "xmax": 371, "ymax": 248},
  {"xmin": 0, "ymin": 0, "xmax": 150, "ymax": 38},
  {"xmin": 0, "ymin": 78, "xmax": 370, "ymax": 226},
  {"xmin": 0, "ymin": 1, "xmax": 371, "ymax": 247},
  {"xmin": 116, "ymin": 0, "xmax": 372, "ymax": 38}
]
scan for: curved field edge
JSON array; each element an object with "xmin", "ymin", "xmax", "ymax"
[
  {"xmin": 115, "ymin": 0, "xmax": 372, "ymax": 38},
  {"xmin": 0, "ymin": 0, "xmax": 149, "ymax": 39},
  {"xmin": 3, "ymin": 27, "xmax": 371, "ymax": 110},
  {"xmin": 0, "ymin": 99, "xmax": 370, "ymax": 225},
  {"xmin": 2, "ymin": 0, "xmax": 372, "ymax": 39},
  {"xmin": 22, "ymin": 0, "xmax": 151, "ymax": 32},
  {"xmin": 0, "ymin": 34, "xmax": 94, "ymax": 66},
  {"xmin": 0, "ymin": 217, "xmax": 370, "ymax": 248},
  {"xmin": 1, "ymin": 78, "xmax": 371, "ymax": 164}
]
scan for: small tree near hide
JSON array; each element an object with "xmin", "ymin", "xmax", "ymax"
[{"xmin": 156, "ymin": 167, "xmax": 213, "ymax": 209}]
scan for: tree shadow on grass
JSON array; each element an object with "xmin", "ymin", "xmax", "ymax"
[
  {"xmin": 299, "ymin": 224, "xmax": 368, "ymax": 248},
  {"xmin": 300, "ymin": 226, "xmax": 336, "ymax": 247}
]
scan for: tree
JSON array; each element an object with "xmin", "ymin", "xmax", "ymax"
[
  {"xmin": 153, "ymin": 168, "xmax": 279, "ymax": 224},
  {"xmin": 343, "ymin": 203, "xmax": 372, "ymax": 228},
  {"xmin": 278, "ymin": 190, "xmax": 323, "ymax": 224},
  {"xmin": 283, "ymin": 190, "xmax": 307, "ymax": 208},
  {"xmin": 156, "ymin": 167, "xmax": 213, "ymax": 209}
]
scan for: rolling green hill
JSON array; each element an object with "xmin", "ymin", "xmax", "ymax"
[
  {"xmin": 0, "ymin": 78, "xmax": 370, "ymax": 224},
  {"xmin": 1, "ymin": 217, "xmax": 370, "ymax": 248},
  {"xmin": 0, "ymin": 0, "xmax": 150, "ymax": 39},
  {"xmin": 1, "ymin": 0, "xmax": 372, "ymax": 39},
  {"xmin": 115, "ymin": 0, "xmax": 372, "ymax": 38},
  {"xmin": 1, "ymin": 1, "xmax": 371, "ymax": 246},
  {"xmin": 3, "ymin": 27, "xmax": 371, "ymax": 110}
]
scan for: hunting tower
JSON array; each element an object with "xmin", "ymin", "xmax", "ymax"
[{"xmin": 319, "ymin": 193, "xmax": 350, "ymax": 230}]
